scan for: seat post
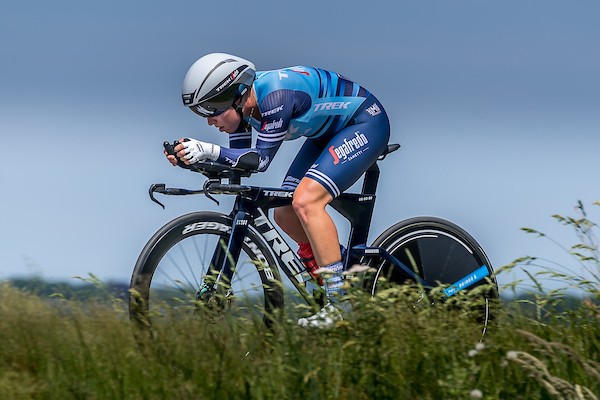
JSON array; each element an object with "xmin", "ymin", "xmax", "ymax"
[{"xmin": 361, "ymin": 162, "xmax": 380, "ymax": 195}]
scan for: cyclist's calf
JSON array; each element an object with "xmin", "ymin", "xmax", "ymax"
[{"xmin": 273, "ymin": 205, "xmax": 308, "ymax": 244}]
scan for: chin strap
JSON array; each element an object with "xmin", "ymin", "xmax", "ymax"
[
  {"xmin": 234, "ymin": 84, "xmax": 253, "ymax": 133},
  {"xmin": 234, "ymin": 107, "xmax": 252, "ymax": 133},
  {"xmin": 235, "ymin": 105, "xmax": 252, "ymax": 133}
]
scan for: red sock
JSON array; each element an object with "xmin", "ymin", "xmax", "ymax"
[{"xmin": 297, "ymin": 242, "xmax": 323, "ymax": 286}]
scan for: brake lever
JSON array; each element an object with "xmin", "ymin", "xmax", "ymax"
[
  {"xmin": 203, "ymin": 179, "xmax": 220, "ymax": 206},
  {"xmin": 149, "ymin": 183, "xmax": 167, "ymax": 209}
]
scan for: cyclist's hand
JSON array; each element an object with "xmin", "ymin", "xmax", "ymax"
[
  {"xmin": 165, "ymin": 150, "xmax": 178, "ymax": 166},
  {"xmin": 164, "ymin": 139, "xmax": 183, "ymax": 166},
  {"xmin": 164, "ymin": 139, "xmax": 190, "ymax": 167},
  {"xmin": 180, "ymin": 138, "xmax": 220, "ymax": 164}
]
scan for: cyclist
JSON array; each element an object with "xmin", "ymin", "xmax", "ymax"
[{"xmin": 166, "ymin": 53, "xmax": 391, "ymax": 327}]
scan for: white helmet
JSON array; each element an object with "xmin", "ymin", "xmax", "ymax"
[{"xmin": 182, "ymin": 53, "xmax": 256, "ymax": 117}]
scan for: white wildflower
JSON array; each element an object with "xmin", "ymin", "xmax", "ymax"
[{"xmin": 470, "ymin": 389, "xmax": 483, "ymax": 399}]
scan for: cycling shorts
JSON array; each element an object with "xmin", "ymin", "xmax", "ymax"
[{"xmin": 281, "ymin": 94, "xmax": 391, "ymax": 198}]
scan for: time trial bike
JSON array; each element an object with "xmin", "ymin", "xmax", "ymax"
[{"xmin": 129, "ymin": 142, "xmax": 499, "ymax": 352}]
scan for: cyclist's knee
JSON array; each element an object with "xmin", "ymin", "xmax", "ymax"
[
  {"xmin": 292, "ymin": 194, "xmax": 323, "ymax": 221},
  {"xmin": 292, "ymin": 179, "xmax": 332, "ymax": 220}
]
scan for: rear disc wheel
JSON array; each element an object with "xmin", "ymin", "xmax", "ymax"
[{"xmin": 365, "ymin": 217, "xmax": 499, "ymax": 338}]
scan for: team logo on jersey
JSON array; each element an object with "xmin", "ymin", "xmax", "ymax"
[
  {"xmin": 261, "ymin": 118, "xmax": 284, "ymax": 132},
  {"xmin": 291, "ymin": 67, "xmax": 310, "ymax": 76},
  {"xmin": 261, "ymin": 105, "xmax": 284, "ymax": 117},
  {"xmin": 314, "ymin": 101, "xmax": 352, "ymax": 112},
  {"xmin": 329, "ymin": 132, "xmax": 369, "ymax": 165},
  {"xmin": 278, "ymin": 68, "xmax": 310, "ymax": 80},
  {"xmin": 259, "ymin": 156, "xmax": 270, "ymax": 170},
  {"xmin": 365, "ymin": 103, "xmax": 382, "ymax": 116}
]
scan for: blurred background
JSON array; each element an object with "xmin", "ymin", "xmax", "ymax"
[{"xmin": 1, "ymin": 0, "xmax": 599, "ymax": 293}]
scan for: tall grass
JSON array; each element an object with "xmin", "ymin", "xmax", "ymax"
[
  {"xmin": 498, "ymin": 201, "xmax": 599, "ymax": 335},
  {"xmin": 1, "ymin": 280, "xmax": 598, "ymax": 399},
  {"xmin": 1, "ymin": 201, "xmax": 599, "ymax": 399}
]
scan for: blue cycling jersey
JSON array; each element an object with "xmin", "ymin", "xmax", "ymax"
[
  {"xmin": 252, "ymin": 67, "xmax": 370, "ymax": 141},
  {"xmin": 217, "ymin": 66, "xmax": 371, "ymax": 170},
  {"xmin": 216, "ymin": 66, "xmax": 391, "ymax": 198}
]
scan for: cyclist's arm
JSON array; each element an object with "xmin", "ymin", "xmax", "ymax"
[{"xmin": 216, "ymin": 140, "xmax": 282, "ymax": 172}]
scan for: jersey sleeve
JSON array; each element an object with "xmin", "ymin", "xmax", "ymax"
[{"xmin": 216, "ymin": 142, "xmax": 282, "ymax": 172}]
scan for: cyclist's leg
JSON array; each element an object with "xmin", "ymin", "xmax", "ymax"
[
  {"xmin": 274, "ymin": 140, "xmax": 334, "ymax": 285},
  {"xmin": 300, "ymin": 95, "xmax": 391, "ymax": 267},
  {"xmin": 292, "ymin": 178, "xmax": 339, "ymax": 267},
  {"xmin": 273, "ymin": 205, "xmax": 307, "ymax": 243},
  {"xmin": 296, "ymin": 97, "xmax": 390, "ymax": 324},
  {"xmin": 273, "ymin": 138, "xmax": 325, "ymax": 243},
  {"xmin": 279, "ymin": 95, "xmax": 391, "ymax": 260},
  {"xmin": 293, "ymin": 178, "xmax": 349, "ymax": 319}
]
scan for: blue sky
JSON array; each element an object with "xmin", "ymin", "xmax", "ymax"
[{"xmin": 1, "ymin": 0, "xmax": 599, "ymax": 293}]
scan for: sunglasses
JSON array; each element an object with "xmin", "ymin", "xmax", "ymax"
[
  {"xmin": 189, "ymin": 103, "xmax": 230, "ymax": 118},
  {"xmin": 186, "ymin": 84, "xmax": 240, "ymax": 117}
]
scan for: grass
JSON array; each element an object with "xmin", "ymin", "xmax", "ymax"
[
  {"xmin": 1, "ymin": 201, "xmax": 599, "ymax": 399},
  {"xmin": 0, "ymin": 280, "xmax": 598, "ymax": 400}
]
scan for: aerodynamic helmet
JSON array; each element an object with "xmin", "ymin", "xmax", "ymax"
[{"xmin": 181, "ymin": 53, "xmax": 256, "ymax": 117}]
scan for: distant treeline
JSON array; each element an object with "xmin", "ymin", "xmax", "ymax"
[
  {"xmin": 3, "ymin": 276, "xmax": 130, "ymax": 303},
  {"xmin": 2, "ymin": 276, "xmax": 595, "ymax": 314}
]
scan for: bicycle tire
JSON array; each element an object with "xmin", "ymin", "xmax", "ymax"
[
  {"xmin": 364, "ymin": 216, "xmax": 498, "ymax": 337},
  {"xmin": 129, "ymin": 211, "xmax": 284, "ymax": 357}
]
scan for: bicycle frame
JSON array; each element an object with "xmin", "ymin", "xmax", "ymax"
[
  {"xmin": 198, "ymin": 159, "xmax": 431, "ymax": 307},
  {"xmin": 151, "ymin": 142, "xmax": 441, "ymax": 305}
]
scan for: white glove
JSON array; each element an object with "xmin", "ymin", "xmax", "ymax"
[{"xmin": 182, "ymin": 138, "xmax": 220, "ymax": 163}]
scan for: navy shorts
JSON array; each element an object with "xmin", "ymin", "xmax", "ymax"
[{"xmin": 281, "ymin": 95, "xmax": 391, "ymax": 197}]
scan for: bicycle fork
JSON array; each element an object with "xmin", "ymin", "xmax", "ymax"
[{"xmin": 197, "ymin": 209, "xmax": 251, "ymax": 302}]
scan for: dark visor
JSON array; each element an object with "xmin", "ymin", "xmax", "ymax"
[{"xmin": 188, "ymin": 84, "xmax": 240, "ymax": 117}]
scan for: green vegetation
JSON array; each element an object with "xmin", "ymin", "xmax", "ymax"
[{"xmin": 1, "ymin": 202, "xmax": 599, "ymax": 399}]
